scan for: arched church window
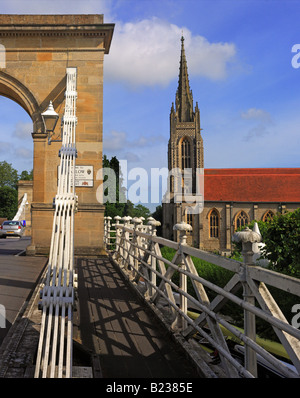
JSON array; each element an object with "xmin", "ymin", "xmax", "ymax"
[
  {"xmin": 235, "ymin": 211, "xmax": 249, "ymax": 230},
  {"xmin": 262, "ymin": 210, "xmax": 275, "ymax": 222},
  {"xmin": 209, "ymin": 209, "xmax": 219, "ymax": 238},
  {"xmin": 185, "ymin": 207, "xmax": 193, "ymax": 234},
  {"xmin": 181, "ymin": 138, "xmax": 191, "ymax": 169}
]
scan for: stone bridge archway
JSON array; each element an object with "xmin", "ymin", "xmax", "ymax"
[
  {"xmin": 0, "ymin": 14, "xmax": 114, "ymax": 255},
  {"xmin": 0, "ymin": 70, "xmax": 43, "ymax": 132}
]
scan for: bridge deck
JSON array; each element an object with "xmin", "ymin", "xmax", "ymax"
[{"xmin": 74, "ymin": 256, "xmax": 198, "ymax": 378}]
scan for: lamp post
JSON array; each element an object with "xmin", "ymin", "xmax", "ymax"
[{"xmin": 41, "ymin": 101, "xmax": 59, "ymax": 144}]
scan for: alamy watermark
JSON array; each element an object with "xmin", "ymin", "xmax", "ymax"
[
  {"xmin": 291, "ymin": 44, "xmax": 300, "ymax": 69},
  {"xmin": 96, "ymin": 160, "xmax": 204, "ymax": 214},
  {"xmin": 291, "ymin": 304, "xmax": 300, "ymax": 329}
]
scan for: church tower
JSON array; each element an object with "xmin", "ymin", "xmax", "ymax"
[
  {"xmin": 163, "ymin": 37, "xmax": 300, "ymax": 254},
  {"xmin": 169, "ymin": 35, "xmax": 203, "ymax": 194},
  {"xmin": 163, "ymin": 36, "xmax": 204, "ymax": 244}
]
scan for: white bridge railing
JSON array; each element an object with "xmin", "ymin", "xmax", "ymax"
[
  {"xmin": 104, "ymin": 215, "xmax": 300, "ymax": 378},
  {"xmin": 34, "ymin": 68, "xmax": 78, "ymax": 378}
]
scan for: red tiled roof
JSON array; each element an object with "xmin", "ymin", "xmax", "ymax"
[{"xmin": 204, "ymin": 168, "xmax": 300, "ymax": 202}]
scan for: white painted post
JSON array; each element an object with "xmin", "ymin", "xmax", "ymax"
[
  {"xmin": 147, "ymin": 219, "xmax": 161, "ymax": 297},
  {"xmin": 121, "ymin": 216, "xmax": 131, "ymax": 270},
  {"xmin": 232, "ymin": 224, "xmax": 262, "ymax": 377},
  {"xmin": 106, "ymin": 216, "xmax": 112, "ymax": 250},
  {"xmin": 104, "ymin": 216, "xmax": 107, "ymax": 248},
  {"xmin": 173, "ymin": 221, "xmax": 192, "ymax": 330},
  {"xmin": 114, "ymin": 215, "xmax": 121, "ymax": 256},
  {"xmin": 132, "ymin": 217, "xmax": 143, "ymax": 279}
]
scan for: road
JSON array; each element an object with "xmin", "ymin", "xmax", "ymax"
[{"xmin": 0, "ymin": 237, "xmax": 47, "ymax": 347}]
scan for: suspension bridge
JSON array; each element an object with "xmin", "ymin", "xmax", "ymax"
[{"xmin": 0, "ymin": 67, "xmax": 300, "ymax": 379}]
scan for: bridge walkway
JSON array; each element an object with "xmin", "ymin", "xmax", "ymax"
[{"xmin": 73, "ymin": 256, "xmax": 199, "ymax": 379}]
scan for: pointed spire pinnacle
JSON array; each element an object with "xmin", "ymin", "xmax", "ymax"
[{"xmin": 176, "ymin": 35, "xmax": 193, "ymax": 122}]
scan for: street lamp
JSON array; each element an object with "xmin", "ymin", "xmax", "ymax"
[{"xmin": 41, "ymin": 101, "xmax": 59, "ymax": 144}]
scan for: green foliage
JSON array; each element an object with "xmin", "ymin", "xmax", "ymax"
[
  {"xmin": 0, "ymin": 162, "xmax": 33, "ymax": 219},
  {"xmin": 160, "ymin": 246, "xmax": 234, "ymax": 300},
  {"xmin": 19, "ymin": 169, "xmax": 33, "ymax": 181},
  {"xmin": 232, "ymin": 210, "xmax": 300, "ymax": 278},
  {"xmin": 260, "ymin": 209, "xmax": 300, "ymax": 278},
  {"xmin": 103, "ymin": 155, "xmax": 151, "ymax": 220},
  {"xmin": 228, "ymin": 211, "xmax": 300, "ymax": 339},
  {"xmin": 159, "ymin": 246, "xmax": 298, "ymax": 341},
  {"xmin": 128, "ymin": 204, "xmax": 151, "ymax": 219},
  {"xmin": 0, "ymin": 161, "xmax": 18, "ymax": 189},
  {"xmin": 0, "ymin": 186, "xmax": 18, "ymax": 219},
  {"xmin": 151, "ymin": 205, "xmax": 163, "ymax": 235}
]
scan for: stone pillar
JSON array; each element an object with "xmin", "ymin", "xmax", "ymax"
[
  {"xmin": 0, "ymin": 15, "xmax": 114, "ymax": 256},
  {"xmin": 27, "ymin": 132, "xmax": 53, "ymax": 255},
  {"xmin": 225, "ymin": 203, "xmax": 231, "ymax": 251}
]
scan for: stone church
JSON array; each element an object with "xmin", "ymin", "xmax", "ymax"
[{"xmin": 162, "ymin": 36, "xmax": 300, "ymax": 254}]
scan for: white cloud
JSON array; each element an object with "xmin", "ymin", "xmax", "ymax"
[
  {"xmin": 105, "ymin": 17, "xmax": 236, "ymax": 87},
  {"xmin": 0, "ymin": 0, "xmax": 112, "ymax": 17},
  {"xmin": 241, "ymin": 108, "xmax": 271, "ymax": 122},
  {"xmin": 0, "ymin": 141, "xmax": 11, "ymax": 154},
  {"xmin": 13, "ymin": 121, "xmax": 33, "ymax": 139},
  {"xmin": 103, "ymin": 130, "xmax": 127, "ymax": 151},
  {"xmin": 14, "ymin": 147, "xmax": 32, "ymax": 159},
  {"xmin": 123, "ymin": 152, "xmax": 140, "ymax": 163},
  {"xmin": 103, "ymin": 129, "xmax": 165, "ymax": 152},
  {"xmin": 240, "ymin": 107, "xmax": 273, "ymax": 141},
  {"xmin": 243, "ymin": 123, "xmax": 271, "ymax": 141}
]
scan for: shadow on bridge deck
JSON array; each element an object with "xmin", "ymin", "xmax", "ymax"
[{"xmin": 74, "ymin": 256, "xmax": 199, "ymax": 379}]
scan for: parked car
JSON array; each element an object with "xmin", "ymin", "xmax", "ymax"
[{"xmin": 0, "ymin": 220, "xmax": 24, "ymax": 238}]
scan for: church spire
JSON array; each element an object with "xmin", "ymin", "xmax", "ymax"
[{"xmin": 176, "ymin": 35, "xmax": 193, "ymax": 122}]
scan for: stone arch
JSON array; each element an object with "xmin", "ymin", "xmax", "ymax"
[
  {"xmin": 0, "ymin": 14, "xmax": 114, "ymax": 255},
  {"xmin": 0, "ymin": 71, "xmax": 43, "ymax": 133}
]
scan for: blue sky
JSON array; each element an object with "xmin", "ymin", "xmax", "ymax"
[{"xmin": 0, "ymin": 0, "xmax": 300, "ymax": 209}]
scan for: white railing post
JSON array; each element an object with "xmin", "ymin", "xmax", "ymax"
[
  {"xmin": 104, "ymin": 217, "xmax": 107, "ymax": 248},
  {"xmin": 114, "ymin": 215, "xmax": 121, "ymax": 257},
  {"xmin": 132, "ymin": 217, "xmax": 143, "ymax": 279},
  {"xmin": 173, "ymin": 221, "xmax": 192, "ymax": 330},
  {"xmin": 106, "ymin": 216, "xmax": 112, "ymax": 250},
  {"xmin": 121, "ymin": 216, "xmax": 131, "ymax": 269},
  {"xmin": 232, "ymin": 224, "xmax": 262, "ymax": 377},
  {"xmin": 147, "ymin": 219, "xmax": 161, "ymax": 297}
]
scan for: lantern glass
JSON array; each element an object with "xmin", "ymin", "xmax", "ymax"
[{"xmin": 41, "ymin": 101, "xmax": 59, "ymax": 133}]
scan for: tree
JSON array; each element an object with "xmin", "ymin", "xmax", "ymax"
[
  {"xmin": 19, "ymin": 169, "xmax": 33, "ymax": 181},
  {"xmin": 0, "ymin": 186, "xmax": 18, "ymax": 219},
  {"xmin": 260, "ymin": 209, "xmax": 300, "ymax": 278},
  {"xmin": 0, "ymin": 161, "xmax": 18, "ymax": 189},
  {"xmin": 130, "ymin": 204, "xmax": 151, "ymax": 219},
  {"xmin": 232, "ymin": 210, "xmax": 300, "ymax": 278},
  {"xmin": 151, "ymin": 205, "xmax": 163, "ymax": 235},
  {"xmin": 103, "ymin": 155, "xmax": 151, "ymax": 220},
  {"xmin": 0, "ymin": 162, "xmax": 33, "ymax": 220}
]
